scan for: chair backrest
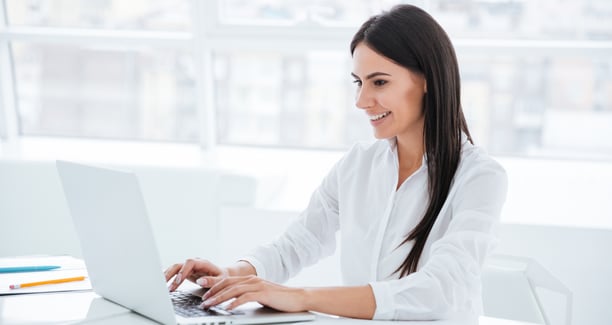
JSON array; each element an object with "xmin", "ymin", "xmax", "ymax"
[{"xmin": 482, "ymin": 254, "xmax": 573, "ymax": 325}]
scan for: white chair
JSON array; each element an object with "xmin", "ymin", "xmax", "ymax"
[{"xmin": 482, "ymin": 254, "xmax": 573, "ymax": 325}]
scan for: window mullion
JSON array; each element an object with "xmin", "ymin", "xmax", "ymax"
[
  {"xmin": 193, "ymin": 0, "xmax": 216, "ymax": 150},
  {"xmin": 454, "ymin": 39, "xmax": 612, "ymax": 58},
  {"xmin": 0, "ymin": 0, "xmax": 19, "ymax": 143},
  {"xmin": 2, "ymin": 27, "xmax": 192, "ymax": 49}
]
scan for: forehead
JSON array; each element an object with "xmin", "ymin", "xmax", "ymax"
[{"xmin": 352, "ymin": 43, "xmax": 402, "ymax": 75}]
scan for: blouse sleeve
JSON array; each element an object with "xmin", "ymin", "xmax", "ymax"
[
  {"xmin": 369, "ymin": 159, "xmax": 508, "ymax": 320},
  {"xmin": 240, "ymin": 160, "xmax": 342, "ymax": 283}
]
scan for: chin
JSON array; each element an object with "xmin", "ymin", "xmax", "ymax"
[{"xmin": 373, "ymin": 130, "xmax": 393, "ymax": 140}]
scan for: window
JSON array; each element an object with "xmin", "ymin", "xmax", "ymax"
[
  {"xmin": 1, "ymin": 0, "xmax": 611, "ymax": 159},
  {"xmin": 213, "ymin": 50, "xmax": 367, "ymax": 148},
  {"xmin": 13, "ymin": 43, "xmax": 197, "ymax": 141},
  {"xmin": 3, "ymin": 0, "xmax": 197, "ymax": 142},
  {"xmin": 217, "ymin": 0, "xmax": 397, "ymax": 26}
]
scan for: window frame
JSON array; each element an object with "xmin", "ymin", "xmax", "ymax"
[
  {"xmin": 0, "ymin": 0, "xmax": 611, "ymax": 159},
  {"xmin": 0, "ymin": 0, "xmax": 18, "ymax": 141}
]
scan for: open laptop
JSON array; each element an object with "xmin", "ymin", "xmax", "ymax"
[{"xmin": 56, "ymin": 160, "xmax": 316, "ymax": 325}]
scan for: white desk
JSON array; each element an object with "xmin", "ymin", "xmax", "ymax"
[{"xmin": 0, "ymin": 290, "xmax": 537, "ymax": 325}]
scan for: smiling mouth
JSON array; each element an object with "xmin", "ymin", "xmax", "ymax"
[{"xmin": 369, "ymin": 111, "xmax": 391, "ymax": 121}]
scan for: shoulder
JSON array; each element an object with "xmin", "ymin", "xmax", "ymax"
[
  {"xmin": 456, "ymin": 141, "xmax": 507, "ymax": 187},
  {"xmin": 446, "ymin": 141, "xmax": 508, "ymax": 212}
]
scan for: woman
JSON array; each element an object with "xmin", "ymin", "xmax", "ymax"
[{"xmin": 165, "ymin": 4, "xmax": 507, "ymax": 320}]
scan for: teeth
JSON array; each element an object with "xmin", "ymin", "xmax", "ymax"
[{"xmin": 370, "ymin": 112, "xmax": 390, "ymax": 121}]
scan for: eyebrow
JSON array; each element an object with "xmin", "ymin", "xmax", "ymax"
[{"xmin": 351, "ymin": 72, "xmax": 391, "ymax": 80}]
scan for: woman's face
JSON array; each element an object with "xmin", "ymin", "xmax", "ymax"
[{"xmin": 352, "ymin": 43, "xmax": 426, "ymax": 140}]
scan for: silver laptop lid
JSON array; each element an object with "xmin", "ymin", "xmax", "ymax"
[
  {"xmin": 58, "ymin": 160, "xmax": 316, "ymax": 325},
  {"xmin": 57, "ymin": 160, "xmax": 177, "ymax": 324}
]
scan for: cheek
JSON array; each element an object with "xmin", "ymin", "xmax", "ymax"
[
  {"xmin": 404, "ymin": 88, "xmax": 425, "ymax": 112},
  {"xmin": 375, "ymin": 88, "xmax": 400, "ymax": 109},
  {"xmin": 374, "ymin": 86, "xmax": 425, "ymax": 113}
]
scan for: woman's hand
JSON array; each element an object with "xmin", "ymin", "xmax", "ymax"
[
  {"xmin": 164, "ymin": 258, "xmax": 228, "ymax": 292},
  {"xmin": 195, "ymin": 271, "xmax": 376, "ymax": 319},
  {"xmin": 200, "ymin": 275, "xmax": 307, "ymax": 312}
]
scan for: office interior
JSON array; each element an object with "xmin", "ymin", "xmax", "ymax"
[{"xmin": 0, "ymin": 1, "xmax": 610, "ymax": 325}]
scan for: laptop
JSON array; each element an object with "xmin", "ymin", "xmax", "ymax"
[{"xmin": 56, "ymin": 160, "xmax": 316, "ymax": 325}]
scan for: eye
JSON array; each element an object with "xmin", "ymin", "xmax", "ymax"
[
  {"xmin": 373, "ymin": 79, "xmax": 387, "ymax": 86},
  {"xmin": 353, "ymin": 79, "xmax": 362, "ymax": 87}
]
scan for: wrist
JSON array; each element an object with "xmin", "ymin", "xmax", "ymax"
[
  {"xmin": 227, "ymin": 260, "xmax": 256, "ymax": 277},
  {"xmin": 302, "ymin": 288, "xmax": 315, "ymax": 311}
]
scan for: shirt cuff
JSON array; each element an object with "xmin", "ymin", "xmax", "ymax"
[
  {"xmin": 369, "ymin": 281, "xmax": 395, "ymax": 320},
  {"xmin": 238, "ymin": 256, "xmax": 266, "ymax": 279}
]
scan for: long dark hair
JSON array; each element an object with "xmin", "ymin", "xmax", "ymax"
[{"xmin": 350, "ymin": 4, "xmax": 472, "ymax": 277}]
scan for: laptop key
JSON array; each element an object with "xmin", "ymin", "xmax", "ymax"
[
  {"xmin": 171, "ymin": 291, "xmax": 213, "ymax": 317},
  {"xmin": 170, "ymin": 291, "xmax": 247, "ymax": 317}
]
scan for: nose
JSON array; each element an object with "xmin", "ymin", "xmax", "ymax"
[{"xmin": 355, "ymin": 86, "xmax": 374, "ymax": 110}]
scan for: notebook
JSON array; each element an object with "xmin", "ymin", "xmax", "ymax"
[{"xmin": 56, "ymin": 160, "xmax": 316, "ymax": 325}]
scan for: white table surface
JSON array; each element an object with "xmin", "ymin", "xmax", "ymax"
[{"xmin": 0, "ymin": 290, "xmax": 537, "ymax": 325}]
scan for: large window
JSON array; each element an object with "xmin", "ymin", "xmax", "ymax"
[
  {"xmin": 1, "ymin": 0, "xmax": 611, "ymax": 159},
  {"xmin": 212, "ymin": 50, "xmax": 366, "ymax": 148},
  {"xmin": 3, "ymin": 0, "xmax": 196, "ymax": 142},
  {"xmin": 13, "ymin": 43, "xmax": 197, "ymax": 141}
]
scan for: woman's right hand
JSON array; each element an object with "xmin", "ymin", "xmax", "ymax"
[{"xmin": 164, "ymin": 258, "xmax": 228, "ymax": 292}]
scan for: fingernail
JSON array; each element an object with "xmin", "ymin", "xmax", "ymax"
[
  {"xmin": 196, "ymin": 278, "xmax": 207, "ymax": 286},
  {"xmin": 174, "ymin": 272, "xmax": 182, "ymax": 284},
  {"xmin": 203, "ymin": 298, "xmax": 215, "ymax": 306}
]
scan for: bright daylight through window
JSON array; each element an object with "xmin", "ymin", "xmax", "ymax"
[{"xmin": 1, "ymin": 0, "xmax": 611, "ymax": 160}]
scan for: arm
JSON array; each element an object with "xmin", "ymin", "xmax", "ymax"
[
  {"xmin": 239, "ymin": 160, "xmax": 342, "ymax": 283},
  {"xmin": 303, "ymin": 285, "xmax": 376, "ymax": 319},
  {"xmin": 227, "ymin": 260, "xmax": 257, "ymax": 276},
  {"xmin": 166, "ymin": 157, "xmax": 342, "ymax": 291},
  {"xmin": 200, "ymin": 276, "xmax": 376, "ymax": 319}
]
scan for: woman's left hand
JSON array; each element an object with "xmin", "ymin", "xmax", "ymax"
[{"xmin": 200, "ymin": 275, "xmax": 308, "ymax": 312}]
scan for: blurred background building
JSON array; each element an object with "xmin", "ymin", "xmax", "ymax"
[{"xmin": 1, "ymin": 0, "xmax": 611, "ymax": 159}]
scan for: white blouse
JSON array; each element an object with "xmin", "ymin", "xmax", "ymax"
[{"xmin": 242, "ymin": 136, "xmax": 508, "ymax": 320}]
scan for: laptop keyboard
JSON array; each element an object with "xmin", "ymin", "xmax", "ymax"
[{"xmin": 170, "ymin": 291, "xmax": 244, "ymax": 318}]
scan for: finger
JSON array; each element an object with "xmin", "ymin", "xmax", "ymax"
[
  {"xmin": 203, "ymin": 282, "xmax": 261, "ymax": 308},
  {"xmin": 226, "ymin": 292, "xmax": 259, "ymax": 310},
  {"xmin": 164, "ymin": 263, "xmax": 183, "ymax": 282},
  {"xmin": 202, "ymin": 276, "xmax": 251, "ymax": 300},
  {"xmin": 168, "ymin": 258, "xmax": 198, "ymax": 292},
  {"xmin": 195, "ymin": 275, "xmax": 222, "ymax": 289},
  {"xmin": 185, "ymin": 259, "xmax": 223, "ymax": 283},
  {"xmin": 201, "ymin": 277, "xmax": 229, "ymax": 300}
]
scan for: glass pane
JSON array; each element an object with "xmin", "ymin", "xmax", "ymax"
[
  {"xmin": 460, "ymin": 54, "xmax": 612, "ymax": 159},
  {"xmin": 213, "ymin": 51, "xmax": 370, "ymax": 149},
  {"xmin": 6, "ymin": 0, "xmax": 192, "ymax": 31},
  {"xmin": 219, "ymin": 0, "xmax": 612, "ymax": 41},
  {"xmin": 218, "ymin": 0, "xmax": 417, "ymax": 27},
  {"xmin": 426, "ymin": 0, "xmax": 612, "ymax": 40},
  {"xmin": 12, "ymin": 43, "xmax": 198, "ymax": 142}
]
